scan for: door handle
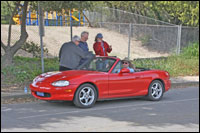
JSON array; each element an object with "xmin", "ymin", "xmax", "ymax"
[{"xmin": 133, "ymin": 76, "xmax": 141, "ymax": 79}]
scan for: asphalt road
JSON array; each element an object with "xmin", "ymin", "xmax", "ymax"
[{"xmin": 1, "ymin": 87, "xmax": 199, "ymax": 132}]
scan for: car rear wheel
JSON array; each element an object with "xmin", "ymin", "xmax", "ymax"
[
  {"xmin": 73, "ymin": 84, "xmax": 97, "ymax": 108},
  {"xmin": 147, "ymin": 80, "xmax": 164, "ymax": 101}
]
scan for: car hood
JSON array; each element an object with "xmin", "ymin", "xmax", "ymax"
[{"xmin": 34, "ymin": 70, "xmax": 103, "ymax": 83}]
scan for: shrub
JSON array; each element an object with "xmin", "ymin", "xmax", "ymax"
[
  {"xmin": 138, "ymin": 35, "xmax": 151, "ymax": 46},
  {"xmin": 21, "ymin": 41, "xmax": 49, "ymax": 57},
  {"xmin": 181, "ymin": 42, "xmax": 199, "ymax": 58}
]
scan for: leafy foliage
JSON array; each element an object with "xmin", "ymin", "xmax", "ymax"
[
  {"xmin": 102, "ymin": 1, "xmax": 199, "ymax": 27},
  {"xmin": 21, "ymin": 41, "xmax": 49, "ymax": 58},
  {"xmin": 1, "ymin": 1, "xmax": 15, "ymax": 17},
  {"xmin": 1, "ymin": 1, "xmax": 198, "ymax": 26},
  {"xmin": 39, "ymin": 1, "xmax": 94, "ymax": 12},
  {"xmin": 1, "ymin": 56, "xmax": 59, "ymax": 84}
]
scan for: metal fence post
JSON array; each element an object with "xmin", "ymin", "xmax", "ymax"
[
  {"xmin": 176, "ymin": 25, "xmax": 182, "ymax": 55},
  {"xmin": 119, "ymin": 24, "xmax": 120, "ymax": 33},
  {"xmin": 128, "ymin": 23, "xmax": 132, "ymax": 59},
  {"xmin": 178, "ymin": 24, "xmax": 182, "ymax": 54},
  {"xmin": 100, "ymin": 7, "xmax": 103, "ymax": 28},
  {"xmin": 38, "ymin": 2, "xmax": 45, "ymax": 73},
  {"xmin": 70, "ymin": 10, "xmax": 73, "ymax": 41}
]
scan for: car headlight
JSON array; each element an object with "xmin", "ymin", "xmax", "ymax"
[{"xmin": 52, "ymin": 80, "xmax": 70, "ymax": 87}]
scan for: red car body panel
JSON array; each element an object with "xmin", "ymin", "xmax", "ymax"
[{"xmin": 30, "ymin": 57, "xmax": 171, "ymax": 101}]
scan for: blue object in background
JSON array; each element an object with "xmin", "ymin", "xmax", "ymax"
[
  {"xmin": 36, "ymin": 11, "xmax": 39, "ymax": 26},
  {"xmin": 29, "ymin": 10, "xmax": 31, "ymax": 25},
  {"xmin": 56, "ymin": 11, "xmax": 58, "ymax": 26},
  {"xmin": 24, "ymin": 86, "xmax": 28, "ymax": 94},
  {"xmin": 60, "ymin": 16, "xmax": 62, "ymax": 26},
  {"xmin": 46, "ymin": 11, "xmax": 48, "ymax": 26},
  {"xmin": 70, "ymin": 10, "xmax": 72, "ymax": 26},
  {"xmin": 83, "ymin": 10, "xmax": 85, "ymax": 26},
  {"xmin": 79, "ymin": 11, "xmax": 81, "ymax": 26}
]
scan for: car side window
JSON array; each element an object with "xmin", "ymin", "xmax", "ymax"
[
  {"xmin": 92, "ymin": 58, "xmax": 115, "ymax": 72},
  {"xmin": 111, "ymin": 61, "xmax": 122, "ymax": 73}
]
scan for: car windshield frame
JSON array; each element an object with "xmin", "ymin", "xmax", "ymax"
[{"xmin": 78, "ymin": 57, "xmax": 117, "ymax": 72}]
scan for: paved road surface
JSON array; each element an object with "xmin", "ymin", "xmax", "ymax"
[{"xmin": 1, "ymin": 87, "xmax": 199, "ymax": 132}]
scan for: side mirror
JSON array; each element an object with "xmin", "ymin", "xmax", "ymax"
[{"xmin": 120, "ymin": 68, "xmax": 130, "ymax": 74}]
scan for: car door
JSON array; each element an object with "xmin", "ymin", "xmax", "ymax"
[{"xmin": 108, "ymin": 61, "xmax": 144, "ymax": 97}]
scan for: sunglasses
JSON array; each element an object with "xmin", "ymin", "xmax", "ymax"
[{"xmin": 123, "ymin": 62, "xmax": 129, "ymax": 64}]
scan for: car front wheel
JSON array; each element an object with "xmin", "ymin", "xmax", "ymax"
[
  {"xmin": 73, "ymin": 84, "xmax": 97, "ymax": 108},
  {"xmin": 147, "ymin": 80, "xmax": 164, "ymax": 101}
]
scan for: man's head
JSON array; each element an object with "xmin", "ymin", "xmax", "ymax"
[
  {"xmin": 72, "ymin": 35, "xmax": 81, "ymax": 45},
  {"xmin": 81, "ymin": 31, "xmax": 89, "ymax": 42},
  {"xmin": 122, "ymin": 57, "xmax": 131, "ymax": 68},
  {"xmin": 121, "ymin": 57, "xmax": 135, "ymax": 69},
  {"xmin": 122, "ymin": 60, "xmax": 130, "ymax": 68}
]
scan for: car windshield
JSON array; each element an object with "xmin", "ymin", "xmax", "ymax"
[{"xmin": 79, "ymin": 57, "xmax": 116, "ymax": 72}]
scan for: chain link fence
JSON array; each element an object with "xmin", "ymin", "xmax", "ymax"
[
  {"xmin": 181, "ymin": 26, "xmax": 199, "ymax": 49},
  {"xmin": 84, "ymin": 7, "xmax": 199, "ymax": 59},
  {"xmin": 1, "ymin": 7, "xmax": 199, "ymax": 60}
]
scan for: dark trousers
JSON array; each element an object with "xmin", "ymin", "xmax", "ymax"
[{"xmin": 59, "ymin": 66, "xmax": 72, "ymax": 71}]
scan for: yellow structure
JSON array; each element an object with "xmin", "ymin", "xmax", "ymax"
[
  {"xmin": 13, "ymin": 8, "xmax": 84, "ymax": 26},
  {"xmin": 13, "ymin": 13, "xmax": 37, "ymax": 25},
  {"xmin": 43, "ymin": 9, "xmax": 83, "ymax": 25},
  {"xmin": 13, "ymin": 15, "xmax": 21, "ymax": 25},
  {"xmin": 71, "ymin": 16, "xmax": 83, "ymax": 25}
]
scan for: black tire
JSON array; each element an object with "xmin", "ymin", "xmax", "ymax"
[
  {"xmin": 147, "ymin": 80, "xmax": 164, "ymax": 101},
  {"xmin": 73, "ymin": 83, "xmax": 97, "ymax": 108}
]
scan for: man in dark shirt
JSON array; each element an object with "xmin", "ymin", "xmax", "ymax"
[
  {"xmin": 78, "ymin": 31, "xmax": 89, "ymax": 65},
  {"xmin": 59, "ymin": 35, "xmax": 92, "ymax": 71}
]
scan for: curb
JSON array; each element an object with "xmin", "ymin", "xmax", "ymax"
[
  {"xmin": 171, "ymin": 81, "xmax": 199, "ymax": 89},
  {"xmin": 1, "ymin": 82, "xmax": 199, "ymax": 100},
  {"xmin": 1, "ymin": 93, "xmax": 33, "ymax": 100}
]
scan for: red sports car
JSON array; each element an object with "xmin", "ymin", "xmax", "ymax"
[{"xmin": 30, "ymin": 56, "xmax": 171, "ymax": 108}]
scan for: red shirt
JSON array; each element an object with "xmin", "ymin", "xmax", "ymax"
[{"xmin": 93, "ymin": 41, "xmax": 112, "ymax": 56}]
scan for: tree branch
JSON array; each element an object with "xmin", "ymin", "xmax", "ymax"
[
  {"xmin": 6, "ymin": 1, "xmax": 12, "ymax": 14},
  {"xmin": 20, "ymin": 1, "xmax": 28, "ymax": 34},
  {"xmin": 1, "ymin": 41, "xmax": 7, "ymax": 51},
  {"xmin": 82, "ymin": 11, "xmax": 93, "ymax": 27},
  {"xmin": 7, "ymin": 1, "xmax": 21, "ymax": 47},
  {"xmin": 12, "ymin": 1, "xmax": 29, "ymax": 55}
]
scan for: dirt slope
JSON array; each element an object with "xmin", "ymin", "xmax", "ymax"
[{"xmin": 1, "ymin": 25, "xmax": 169, "ymax": 59}]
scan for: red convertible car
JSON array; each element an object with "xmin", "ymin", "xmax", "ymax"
[{"xmin": 30, "ymin": 56, "xmax": 171, "ymax": 108}]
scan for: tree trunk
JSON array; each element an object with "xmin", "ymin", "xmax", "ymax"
[
  {"xmin": 1, "ymin": 1, "xmax": 29, "ymax": 69},
  {"xmin": 1, "ymin": 49, "xmax": 14, "ymax": 68},
  {"xmin": 82, "ymin": 11, "xmax": 93, "ymax": 27}
]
